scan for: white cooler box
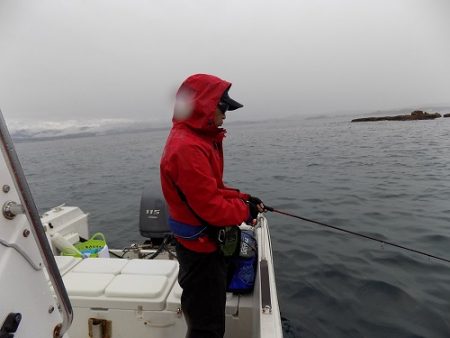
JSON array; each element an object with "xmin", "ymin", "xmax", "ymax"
[
  {"xmin": 61, "ymin": 258, "xmax": 185, "ymax": 338},
  {"xmin": 57, "ymin": 257, "xmax": 240, "ymax": 338}
]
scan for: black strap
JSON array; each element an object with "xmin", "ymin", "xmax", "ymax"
[
  {"xmin": 172, "ymin": 182, "xmax": 210, "ymax": 227},
  {"xmin": 170, "ymin": 180, "xmax": 222, "ymax": 241}
]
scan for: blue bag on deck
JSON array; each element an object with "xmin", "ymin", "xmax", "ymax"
[{"xmin": 227, "ymin": 230, "xmax": 258, "ymax": 294}]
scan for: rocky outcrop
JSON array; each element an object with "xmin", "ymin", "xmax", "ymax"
[
  {"xmin": 444, "ymin": 113, "xmax": 450, "ymax": 118},
  {"xmin": 352, "ymin": 110, "xmax": 442, "ymax": 122}
]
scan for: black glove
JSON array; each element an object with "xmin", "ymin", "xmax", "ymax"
[
  {"xmin": 248, "ymin": 195, "xmax": 264, "ymax": 207},
  {"xmin": 246, "ymin": 201, "xmax": 259, "ymax": 220}
]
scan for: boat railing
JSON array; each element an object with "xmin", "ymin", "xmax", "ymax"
[
  {"xmin": 0, "ymin": 111, "xmax": 73, "ymax": 338},
  {"xmin": 258, "ymin": 215, "xmax": 273, "ymax": 314}
]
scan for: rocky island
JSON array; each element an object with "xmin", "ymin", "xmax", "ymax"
[
  {"xmin": 444, "ymin": 113, "xmax": 450, "ymax": 118},
  {"xmin": 351, "ymin": 110, "xmax": 442, "ymax": 122}
]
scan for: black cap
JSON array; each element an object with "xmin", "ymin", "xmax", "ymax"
[{"xmin": 220, "ymin": 89, "xmax": 243, "ymax": 111}]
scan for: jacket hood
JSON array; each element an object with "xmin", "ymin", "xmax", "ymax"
[{"xmin": 172, "ymin": 74, "xmax": 231, "ymax": 136}]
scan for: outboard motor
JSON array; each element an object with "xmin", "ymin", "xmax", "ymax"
[{"xmin": 139, "ymin": 183, "xmax": 171, "ymax": 244}]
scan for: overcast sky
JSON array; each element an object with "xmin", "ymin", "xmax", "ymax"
[{"xmin": 1, "ymin": 0, "xmax": 449, "ymax": 125}]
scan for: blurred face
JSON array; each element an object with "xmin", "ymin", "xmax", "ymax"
[{"xmin": 214, "ymin": 107, "xmax": 226, "ymax": 127}]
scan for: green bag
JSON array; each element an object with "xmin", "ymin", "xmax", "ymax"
[
  {"xmin": 218, "ymin": 226, "xmax": 241, "ymax": 257},
  {"xmin": 63, "ymin": 233, "xmax": 108, "ymax": 258}
]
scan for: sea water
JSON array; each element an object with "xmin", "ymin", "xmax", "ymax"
[{"xmin": 15, "ymin": 115, "xmax": 450, "ymax": 338}]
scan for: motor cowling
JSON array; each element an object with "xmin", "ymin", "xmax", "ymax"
[{"xmin": 139, "ymin": 183, "xmax": 171, "ymax": 241}]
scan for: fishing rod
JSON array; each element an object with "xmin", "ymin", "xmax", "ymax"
[{"xmin": 265, "ymin": 206, "xmax": 450, "ymax": 264}]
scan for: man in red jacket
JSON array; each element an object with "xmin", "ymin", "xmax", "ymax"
[{"xmin": 160, "ymin": 74, "xmax": 264, "ymax": 338}]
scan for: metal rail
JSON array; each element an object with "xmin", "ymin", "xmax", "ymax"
[
  {"xmin": 258, "ymin": 216, "xmax": 272, "ymax": 313},
  {"xmin": 0, "ymin": 111, "xmax": 73, "ymax": 338}
]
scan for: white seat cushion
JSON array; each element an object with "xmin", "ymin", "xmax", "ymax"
[
  {"xmin": 120, "ymin": 259, "xmax": 177, "ymax": 277},
  {"xmin": 63, "ymin": 272, "xmax": 115, "ymax": 297},
  {"xmin": 54, "ymin": 256, "xmax": 80, "ymax": 272},
  {"xmin": 105, "ymin": 275, "xmax": 168, "ymax": 299},
  {"xmin": 72, "ymin": 258, "xmax": 128, "ymax": 274}
]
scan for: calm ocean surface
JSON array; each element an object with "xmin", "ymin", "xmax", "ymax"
[{"xmin": 15, "ymin": 115, "xmax": 450, "ymax": 338}]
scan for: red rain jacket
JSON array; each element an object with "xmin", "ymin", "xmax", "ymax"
[{"xmin": 160, "ymin": 74, "xmax": 250, "ymax": 253}]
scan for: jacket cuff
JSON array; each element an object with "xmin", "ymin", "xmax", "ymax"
[{"xmin": 238, "ymin": 192, "xmax": 250, "ymax": 200}]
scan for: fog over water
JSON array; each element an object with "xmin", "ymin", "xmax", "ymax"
[{"xmin": 1, "ymin": 0, "xmax": 450, "ymax": 126}]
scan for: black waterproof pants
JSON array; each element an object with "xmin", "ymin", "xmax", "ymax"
[{"xmin": 176, "ymin": 242, "xmax": 227, "ymax": 338}]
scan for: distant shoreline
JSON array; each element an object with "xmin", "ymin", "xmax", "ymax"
[{"xmin": 351, "ymin": 110, "xmax": 448, "ymax": 123}]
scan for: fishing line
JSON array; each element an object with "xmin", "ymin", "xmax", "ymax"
[{"xmin": 265, "ymin": 206, "xmax": 450, "ymax": 264}]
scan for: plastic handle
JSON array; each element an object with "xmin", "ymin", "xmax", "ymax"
[{"xmin": 89, "ymin": 233, "xmax": 106, "ymax": 242}]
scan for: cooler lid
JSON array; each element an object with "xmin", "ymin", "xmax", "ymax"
[
  {"xmin": 54, "ymin": 255, "xmax": 81, "ymax": 275},
  {"xmin": 120, "ymin": 259, "xmax": 177, "ymax": 277},
  {"xmin": 63, "ymin": 272, "xmax": 115, "ymax": 297},
  {"xmin": 105, "ymin": 274, "xmax": 168, "ymax": 298},
  {"xmin": 72, "ymin": 258, "xmax": 128, "ymax": 274}
]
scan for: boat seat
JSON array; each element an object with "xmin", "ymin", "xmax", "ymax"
[
  {"xmin": 121, "ymin": 259, "xmax": 177, "ymax": 277},
  {"xmin": 63, "ymin": 272, "xmax": 115, "ymax": 297},
  {"xmin": 54, "ymin": 255, "xmax": 82, "ymax": 275},
  {"xmin": 45, "ymin": 256, "xmax": 82, "ymax": 281},
  {"xmin": 106, "ymin": 274, "xmax": 168, "ymax": 298},
  {"xmin": 71, "ymin": 257, "xmax": 128, "ymax": 274},
  {"xmin": 61, "ymin": 258, "xmax": 178, "ymax": 311}
]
